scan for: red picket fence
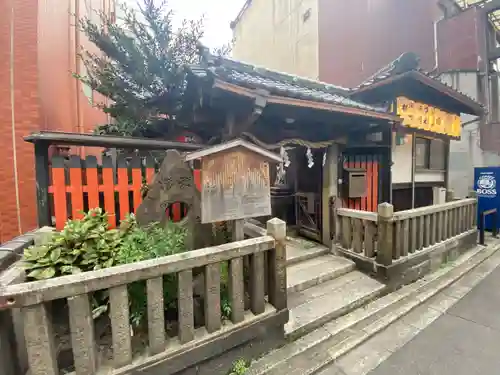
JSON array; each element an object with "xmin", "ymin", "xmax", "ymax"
[
  {"xmin": 342, "ymin": 160, "xmax": 379, "ymax": 212},
  {"xmin": 48, "ymin": 154, "xmax": 201, "ymax": 230}
]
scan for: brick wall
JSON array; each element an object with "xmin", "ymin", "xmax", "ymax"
[
  {"xmin": 0, "ymin": 0, "xmax": 40, "ymax": 243},
  {"xmin": 38, "ymin": 0, "xmax": 111, "ymax": 141},
  {"xmin": 0, "ymin": 0, "xmax": 124, "ymax": 242}
]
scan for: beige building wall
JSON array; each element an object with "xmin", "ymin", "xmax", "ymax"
[{"xmin": 232, "ymin": 0, "xmax": 319, "ymax": 79}]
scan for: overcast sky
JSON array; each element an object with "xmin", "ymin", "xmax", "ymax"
[
  {"xmin": 169, "ymin": 0, "xmax": 245, "ymax": 48},
  {"xmin": 126, "ymin": 0, "xmax": 245, "ymax": 49}
]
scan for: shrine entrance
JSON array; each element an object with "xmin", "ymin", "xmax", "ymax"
[{"xmin": 295, "ymin": 147, "xmax": 324, "ymax": 242}]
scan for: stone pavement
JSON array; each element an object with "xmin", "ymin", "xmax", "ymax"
[
  {"xmin": 366, "ymin": 264, "xmax": 500, "ymax": 375},
  {"xmin": 316, "ymin": 244, "xmax": 500, "ymax": 375}
]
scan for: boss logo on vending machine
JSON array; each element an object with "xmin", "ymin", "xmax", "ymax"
[{"xmin": 477, "ymin": 174, "xmax": 497, "ymax": 197}]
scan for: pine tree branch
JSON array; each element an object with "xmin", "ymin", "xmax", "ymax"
[{"xmin": 76, "ymin": 0, "xmax": 230, "ymax": 138}]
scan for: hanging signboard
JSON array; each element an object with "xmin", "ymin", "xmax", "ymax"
[{"xmin": 396, "ymin": 97, "xmax": 461, "ymax": 139}]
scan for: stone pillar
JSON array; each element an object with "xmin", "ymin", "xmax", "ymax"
[
  {"xmin": 376, "ymin": 203, "xmax": 394, "ymax": 266},
  {"xmin": 267, "ymin": 218, "xmax": 287, "ymax": 311}
]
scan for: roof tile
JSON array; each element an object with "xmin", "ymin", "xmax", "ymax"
[{"xmin": 189, "ymin": 56, "xmax": 388, "ymax": 113}]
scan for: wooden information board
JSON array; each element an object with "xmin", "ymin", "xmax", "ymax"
[{"xmin": 185, "ymin": 139, "xmax": 282, "ymax": 224}]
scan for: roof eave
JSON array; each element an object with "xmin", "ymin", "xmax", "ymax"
[
  {"xmin": 185, "ymin": 138, "xmax": 282, "ymax": 163},
  {"xmin": 411, "ymin": 71, "xmax": 484, "ymax": 116},
  {"xmin": 351, "ymin": 71, "xmax": 484, "ymax": 116},
  {"xmin": 212, "ymin": 79, "xmax": 401, "ymax": 123}
]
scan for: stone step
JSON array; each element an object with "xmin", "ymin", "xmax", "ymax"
[
  {"xmin": 285, "ymin": 271, "xmax": 386, "ymax": 339},
  {"xmin": 247, "ymin": 242, "xmax": 499, "ymax": 375},
  {"xmin": 243, "ymin": 221, "xmax": 330, "ymax": 266},
  {"xmin": 286, "ymin": 255, "xmax": 355, "ymax": 294},
  {"xmin": 286, "ymin": 242, "xmax": 330, "ymax": 266}
]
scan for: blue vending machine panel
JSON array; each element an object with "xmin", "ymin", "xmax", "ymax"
[{"xmin": 474, "ymin": 167, "xmax": 500, "ymax": 231}]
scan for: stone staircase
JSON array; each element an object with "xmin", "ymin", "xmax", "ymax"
[
  {"xmin": 284, "ymin": 236, "xmax": 387, "ymax": 341},
  {"xmin": 248, "ymin": 236, "xmax": 500, "ymax": 375}
]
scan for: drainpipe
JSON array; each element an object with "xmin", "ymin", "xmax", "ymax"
[
  {"xmin": 9, "ymin": 1, "xmax": 22, "ymax": 234},
  {"xmin": 427, "ymin": 19, "xmax": 441, "ymax": 75}
]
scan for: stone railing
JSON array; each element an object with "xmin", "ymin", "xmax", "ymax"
[
  {"xmin": 334, "ymin": 208, "xmax": 378, "ymax": 260},
  {"xmin": 0, "ymin": 231, "xmax": 36, "ymax": 272},
  {"xmin": 0, "ymin": 219, "xmax": 288, "ymax": 375},
  {"xmin": 331, "ymin": 198, "xmax": 478, "ymax": 283},
  {"xmin": 378, "ymin": 198, "xmax": 477, "ymax": 265}
]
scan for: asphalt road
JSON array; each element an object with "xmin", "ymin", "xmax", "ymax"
[{"xmin": 367, "ymin": 265, "xmax": 500, "ymax": 375}]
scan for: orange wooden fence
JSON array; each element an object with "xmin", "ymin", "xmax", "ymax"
[
  {"xmin": 48, "ymin": 154, "xmax": 201, "ymax": 230},
  {"xmin": 342, "ymin": 160, "xmax": 379, "ymax": 212}
]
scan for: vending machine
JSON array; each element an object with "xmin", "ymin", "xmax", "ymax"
[{"xmin": 474, "ymin": 167, "xmax": 500, "ymax": 231}]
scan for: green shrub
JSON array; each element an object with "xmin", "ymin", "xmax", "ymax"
[
  {"xmin": 23, "ymin": 209, "xmax": 125, "ymax": 280},
  {"xmin": 23, "ymin": 208, "xmax": 188, "ymax": 328},
  {"xmin": 115, "ymin": 218, "xmax": 187, "ymax": 327},
  {"xmin": 22, "ymin": 208, "xmax": 241, "ymax": 329},
  {"xmin": 228, "ymin": 359, "xmax": 250, "ymax": 375}
]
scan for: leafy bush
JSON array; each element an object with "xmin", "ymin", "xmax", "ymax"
[
  {"xmin": 23, "ymin": 209, "xmax": 125, "ymax": 280},
  {"xmin": 23, "ymin": 208, "xmax": 188, "ymax": 328},
  {"xmin": 23, "ymin": 208, "xmax": 240, "ymax": 329},
  {"xmin": 115, "ymin": 218, "xmax": 187, "ymax": 327}
]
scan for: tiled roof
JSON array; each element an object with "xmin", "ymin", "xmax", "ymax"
[
  {"xmin": 353, "ymin": 52, "xmax": 482, "ymax": 114},
  {"xmin": 189, "ymin": 56, "xmax": 388, "ymax": 113},
  {"xmin": 356, "ymin": 52, "xmax": 422, "ymax": 89}
]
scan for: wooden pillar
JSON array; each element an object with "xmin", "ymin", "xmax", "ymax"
[
  {"xmin": 34, "ymin": 141, "xmax": 51, "ymax": 227},
  {"xmin": 381, "ymin": 126, "xmax": 392, "ymax": 203},
  {"xmin": 444, "ymin": 139, "xmax": 451, "ymax": 190},
  {"xmin": 322, "ymin": 145, "xmax": 339, "ymax": 246}
]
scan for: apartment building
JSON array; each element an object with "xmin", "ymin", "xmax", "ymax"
[{"xmin": 231, "ymin": 0, "xmax": 500, "ymax": 199}]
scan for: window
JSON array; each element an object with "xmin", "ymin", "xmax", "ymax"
[
  {"xmin": 429, "ymin": 139, "xmax": 446, "ymax": 170},
  {"xmin": 415, "ymin": 138, "xmax": 430, "ymax": 169},
  {"xmin": 415, "ymin": 137, "xmax": 447, "ymax": 170}
]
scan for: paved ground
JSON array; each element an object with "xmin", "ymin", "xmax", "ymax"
[{"xmin": 365, "ymin": 264, "xmax": 500, "ymax": 375}]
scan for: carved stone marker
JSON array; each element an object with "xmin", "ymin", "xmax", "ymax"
[
  {"xmin": 185, "ymin": 139, "xmax": 282, "ymax": 224},
  {"xmin": 136, "ymin": 149, "xmax": 212, "ymax": 249}
]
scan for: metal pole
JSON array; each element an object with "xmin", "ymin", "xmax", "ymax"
[{"xmin": 480, "ymin": 212, "xmax": 485, "ymax": 245}]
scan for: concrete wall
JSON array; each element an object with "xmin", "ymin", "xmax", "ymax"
[
  {"xmin": 232, "ymin": 0, "xmax": 319, "ymax": 79},
  {"xmin": 392, "ymin": 134, "xmax": 413, "ymax": 184},
  {"xmin": 317, "ymin": 0, "xmax": 443, "ymax": 87},
  {"xmin": 440, "ymin": 71, "xmax": 500, "ymax": 198},
  {"xmin": 232, "ymin": 0, "xmax": 445, "ymax": 87}
]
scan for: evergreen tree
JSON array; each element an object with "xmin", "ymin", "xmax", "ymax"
[{"xmin": 76, "ymin": 0, "xmax": 229, "ymax": 138}]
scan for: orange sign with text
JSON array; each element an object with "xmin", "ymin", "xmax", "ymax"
[{"xmin": 396, "ymin": 97, "xmax": 461, "ymax": 139}]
